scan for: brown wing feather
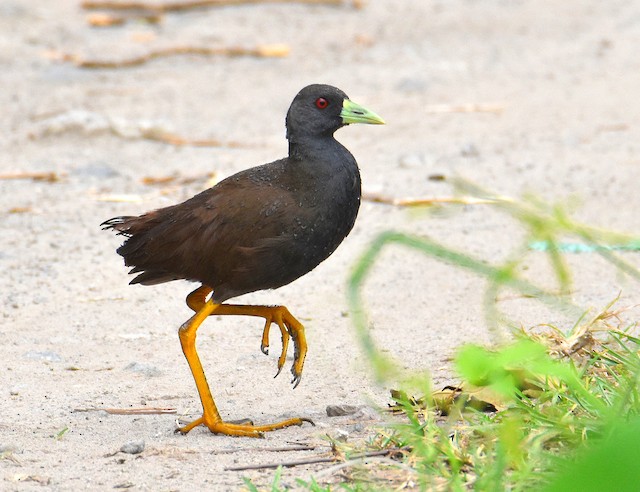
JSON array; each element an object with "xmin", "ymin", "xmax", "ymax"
[{"xmin": 102, "ymin": 160, "xmax": 302, "ymax": 299}]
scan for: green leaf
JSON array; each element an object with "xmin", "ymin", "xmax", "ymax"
[{"xmin": 544, "ymin": 417, "xmax": 640, "ymax": 492}]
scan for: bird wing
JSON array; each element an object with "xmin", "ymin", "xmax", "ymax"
[{"xmin": 104, "ymin": 161, "xmax": 302, "ymax": 291}]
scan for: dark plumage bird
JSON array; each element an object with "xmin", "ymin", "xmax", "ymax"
[{"xmin": 102, "ymin": 84, "xmax": 384, "ymax": 437}]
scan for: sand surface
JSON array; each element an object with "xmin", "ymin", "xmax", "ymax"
[{"xmin": 2, "ymin": 0, "xmax": 640, "ymax": 489}]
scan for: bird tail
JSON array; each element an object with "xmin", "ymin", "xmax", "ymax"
[{"xmin": 101, "ymin": 216, "xmax": 136, "ymax": 237}]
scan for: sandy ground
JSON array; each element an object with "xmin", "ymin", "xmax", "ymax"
[{"xmin": 2, "ymin": 0, "xmax": 640, "ymax": 489}]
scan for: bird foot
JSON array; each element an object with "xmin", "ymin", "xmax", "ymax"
[
  {"xmin": 176, "ymin": 415, "xmax": 314, "ymax": 437},
  {"xmin": 184, "ymin": 288, "xmax": 307, "ymax": 388},
  {"xmin": 255, "ymin": 306, "xmax": 307, "ymax": 388}
]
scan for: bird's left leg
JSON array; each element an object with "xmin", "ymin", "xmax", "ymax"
[
  {"xmin": 209, "ymin": 304, "xmax": 307, "ymax": 387},
  {"xmin": 186, "ymin": 285, "xmax": 297, "ymax": 380},
  {"xmin": 177, "ymin": 298, "xmax": 310, "ymax": 436}
]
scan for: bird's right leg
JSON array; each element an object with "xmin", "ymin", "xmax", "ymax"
[
  {"xmin": 187, "ymin": 286, "xmax": 286, "ymax": 356},
  {"xmin": 186, "ymin": 285, "xmax": 296, "ymax": 380}
]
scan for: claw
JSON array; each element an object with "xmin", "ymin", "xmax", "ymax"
[
  {"xmin": 291, "ymin": 372, "xmax": 302, "ymax": 389},
  {"xmin": 176, "ymin": 415, "xmax": 204, "ymax": 434},
  {"xmin": 260, "ymin": 317, "xmax": 271, "ymax": 355}
]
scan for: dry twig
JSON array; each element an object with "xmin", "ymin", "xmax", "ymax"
[
  {"xmin": 212, "ymin": 444, "xmax": 319, "ymax": 454},
  {"xmin": 224, "ymin": 447, "xmax": 407, "ymax": 471},
  {"xmin": 82, "ymin": 0, "xmax": 348, "ymax": 13},
  {"xmin": 52, "ymin": 44, "xmax": 289, "ymax": 69}
]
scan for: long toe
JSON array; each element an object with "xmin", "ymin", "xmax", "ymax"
[
  {"xmin": 176, "ymin": 416, "xmax": 204, "ymax": 434},
  {"xmin": 177, "ymin": 414, "xmax": 311, "ymax": 437}
]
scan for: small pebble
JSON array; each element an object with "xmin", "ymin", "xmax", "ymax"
[
  {"xmin": 120, "ymin": 440, "xmax": 145, "ymax": 455},
  {"xmin": 124, "ymin": 362, "xmax": 161, "ymax": 377},
  {"xmin": 326, "ymin": 404, "xmax": 360, "ymax": 417},
  {"xmin": 353, "ymin": 406, "xmax": 381, "ymax": 421}
]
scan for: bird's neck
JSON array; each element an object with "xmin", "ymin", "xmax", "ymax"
[{"xmin": 288, "ymin": 134, "xmax": 341, "ymax": 162}]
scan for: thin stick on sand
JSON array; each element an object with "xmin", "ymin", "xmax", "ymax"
[
  {"xmin": 52, "ymin": 44, "xmax": 290, "ymax": 69},
  {"xmin": 81, "ymin": 0, "xmax": 348, "ymax": 12},
  {"xmin": 362, "ymin": 193, "xmax": 506, "ymax": 207}
]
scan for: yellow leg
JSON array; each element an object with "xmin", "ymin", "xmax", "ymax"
[
  {"xmin": 187, "ymin": 285, "xmax": 286, "ymax": 359},
  {"xmin": 177, "ymin": 296, "xmax": 311, "ymax": 436},
  {"xmin": 185, "ymin": 286, "xmax": 307, "ymax": 385}
]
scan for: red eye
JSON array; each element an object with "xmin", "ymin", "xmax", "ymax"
[{"xmin": 315, "ymin": 97, "xmax": 329, "ymax": 109}]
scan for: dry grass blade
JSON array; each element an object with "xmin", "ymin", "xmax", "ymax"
[
  {"xmin": 142, "ymin": 172, "xmax": 218, "ymax": 188},
  {"xmin": 362, "ymin": 193, "xmax": 507, "ymax": 207},
  {"xmin": 73, "ymin": 407, "xmax": 177, "ymax": 414},
  {"xmin": 0, "ymin": 172, "xmax": 62, "ymax": 182},
  {"xmin": 141, "ymin": 175, "xmax": 178, "ymax": 185},
  {"xmin": 7, "ymin": 207, "xmax": 34, "ymax": 214},
  {"xmin": 87, "ymin": 12, "xmax": 162, "ymax": 26}
]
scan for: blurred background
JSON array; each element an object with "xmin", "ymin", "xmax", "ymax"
[{"xmin": 2, "ymin": 0, "xmax": 640, "ymax": 488}]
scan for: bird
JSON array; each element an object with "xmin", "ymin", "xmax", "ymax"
[{"xmin": 102, "ymin": 84, "xmax": 384, "ymax": 437}]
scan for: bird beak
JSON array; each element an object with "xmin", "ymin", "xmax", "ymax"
[{"xmin": 341, "ymin": 99, "xmax": 385, "ymax": 125}]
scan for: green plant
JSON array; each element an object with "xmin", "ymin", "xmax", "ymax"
[
  {"xmin": 251, "ymin": 184, "xmax": 640, "ymax": 490},
  {"xmin": 342, "ymin": 184, "xmax": 640, "ymax": 490}
]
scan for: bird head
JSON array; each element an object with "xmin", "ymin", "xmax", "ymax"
[{"xmin": 286, "ymin": 84, "xmax": 384, "ymax": 141}]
